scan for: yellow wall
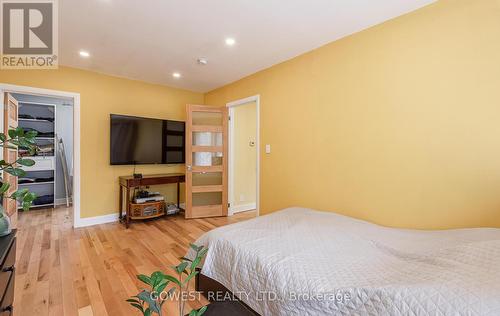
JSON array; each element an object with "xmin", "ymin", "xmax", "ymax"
[
  {"xmin": 205, "ymin": 0, "xmax": 500, "ymax": 229},
  {"xmin": 0, "ymin": 66, "xmax": 203, "ymax": 218},
  {"xmin": 232, "ymin": 102, "xmax": 257, "ymax": 208}
]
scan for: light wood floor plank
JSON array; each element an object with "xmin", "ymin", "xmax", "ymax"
[{"xmin": 15, "ymin": 207, "xmax": 255, "ymax": 315}]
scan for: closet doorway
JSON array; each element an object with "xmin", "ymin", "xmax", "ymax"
[
  {"xmin": 0, "ymin": 84, "xmax": 80, "ymax": 228},
  {"xmin": 227, "ymin": 95, "xmax": 260, "ymax": 216}
]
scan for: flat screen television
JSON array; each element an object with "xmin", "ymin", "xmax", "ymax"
[{"xmin": 110, "ymin": 114, "xmax": 185, "ymax": 165}]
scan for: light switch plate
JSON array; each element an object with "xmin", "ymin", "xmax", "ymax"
[{"xmin": 265, "ymin": 144, "xmax": 271, "ymax": 154}]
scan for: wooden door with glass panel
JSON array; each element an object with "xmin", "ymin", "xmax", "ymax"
[
  {"xmin": 185, "ymin": 105, "xmax": 228, "ymax": 218},
  {"xmin": 3, "ymin": 93, "xmax": 19, "ymax": 227}
]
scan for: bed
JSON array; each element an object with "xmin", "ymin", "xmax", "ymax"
[{"xmin": 192, "ymin": 207, "xmax": 500, "ymax": 316}]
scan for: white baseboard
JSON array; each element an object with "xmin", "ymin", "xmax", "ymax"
[
  {"xmin": 230, "ymin": 203, "xmax": 256, "ymax": 215},
  {"xmin": 74, "ymin": 202, "xmax": 186, "ymax": 228},
  {"xmin": 74, "ymin": 213, "xmax": 119, "ymax": 228},
  {"xmin": 55, "ymin": 197, "xmax": 72, "ymax": 206}
]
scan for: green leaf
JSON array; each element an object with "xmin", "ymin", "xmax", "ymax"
[
  {"xmin": 137, "ymin": 290, "xmax": 160, "ymax": 313},
  {"xmin": 15, "ymin": 127, "xmax": 24, "ymax": 136},
  {"xmin": 17, "ymin": 158, "xmax": 35, "ymax": 167},
  {"xmin": 198, "ymin": 248, "xmax": 208, "ymax": 258},
  {"xmin": 154, "ymin": 279, "xmax": 168, "ymax": 294},
  {"xmin": 7, "ymin": 129, "xmax": 17, "ymax": 139},
  {"xmin": 150, "ymin": 271, "xmax": 165, "ymax": 288},
  {"xmin": 182, "ymin": 270, "xmax": 198, "ymax": 286},
  {"xmin": 0, "ymin": 133, "xmax": 5, "ymax": 142},
  {"xmin": 126, "ymin": 298, "xmax": 140, "ymax": 303},
  {"xmin": 162, "ymin": 274, "xmax": 181, "ymax": 286},
  {"xmin": 11, "ymin": 188, "xmax": 28, "ymax": 199},
  {"xmin": 25, "ymin": 130, "xmax": 38, "ymax": 138},
  {"xmin": 137, "ymin": 274, "xmax": 152, "ymax": 286},
  {"xmin": 0, "ymin": 182, "xmax": 10, "ymax": 194},
  {"xmin": 4, "ymin": 168, "xmax": 26, "ymax": 177},
  {"xmin": 130, "ymin": 303, "xmax": 144, "ymax": 313},
  {"xmin": 144, "ymin": 308, "xmax": 152, "ymax": 316},
  {"xmin": 175, "ymin": 261, "xmax": 189, "ymax": 274},
  {"xmin": 196, "ymin": 305, "xmax": 208, "ymax": 316},
  {"xmin": 190, "ymin": 243, "xmax": 202, "ymax": 252},
  {"xmin": 190, "ymin": 256, "xmax": 202, "ymax": 271}
]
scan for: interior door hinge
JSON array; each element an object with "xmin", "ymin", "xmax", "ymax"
[
  {"xmin": 228, "ymin": 203, "xmax": 231, "ymax": 208},
  {"xmin": 228, "ymin": 116, "xmax": 231, "ymax": 121}
]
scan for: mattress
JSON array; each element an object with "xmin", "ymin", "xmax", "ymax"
[{"xmin": 192, "ymin": 207, "xmax": 500, "ymax": 316}]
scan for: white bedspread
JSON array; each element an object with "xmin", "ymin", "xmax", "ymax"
[{"xmin": 193, "ymin": 207, "xmax": 500, "ymax": 315}]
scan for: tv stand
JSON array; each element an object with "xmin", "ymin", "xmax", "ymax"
[{"xmin": 119, "ymin": 173, "xmax": 185, "ymax": 228}]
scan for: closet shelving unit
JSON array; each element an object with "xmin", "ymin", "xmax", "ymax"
[{"xmin": 17, "ymin": 102, "xmax": 57, "ymax": 210}]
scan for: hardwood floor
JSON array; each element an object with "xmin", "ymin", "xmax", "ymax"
[{"xmin": 14, "ymin": 207, "xmax": 256, "ymax": 316}]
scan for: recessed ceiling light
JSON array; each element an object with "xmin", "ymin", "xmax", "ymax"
[
  {"xmin": 79, "ymin": 50, "xmax": 90, "ymax": 58},
  {"xmin": 197, "ymin": 58, "xmax": 208, "ymax": 65},
  {"xmin": 172, "ymin": 72, "xmax": 181, "ymax": 78},
  {"xmin": 225, "ymin": 38, "xmax": 236, "ymax": 46}
]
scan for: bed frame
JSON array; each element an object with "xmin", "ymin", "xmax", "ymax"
[{"xmin": 195, "ymin": 270, "xmax": 260, "ymax": 315}]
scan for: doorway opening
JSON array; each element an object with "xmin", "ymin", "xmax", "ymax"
[
  {"xmin": 227, "ymin": 95, "xmax": 260, "ymax": 216},
  {"xmin": 1, "ymin": 84, "xmax": 80, "ymax": 228}
]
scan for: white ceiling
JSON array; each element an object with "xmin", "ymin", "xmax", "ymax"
[{"xmin": 59, "ymin": 0, "xmax": 436, "ymax": 92}]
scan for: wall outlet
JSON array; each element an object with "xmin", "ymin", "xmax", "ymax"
[{"xmin": 265, "ymin": 144, "xmax": 271, "ymax": 154}]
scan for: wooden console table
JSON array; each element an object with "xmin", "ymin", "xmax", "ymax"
[{"xmin": 119, "ymin": 173, "xmax": 185, "ymax": 228}]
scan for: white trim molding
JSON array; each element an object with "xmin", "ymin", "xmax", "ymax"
[
  {"xmin": 76, "ymin": 213, "xmax": 119, "ymax": 228},
  {"xmin": 230, "ymin": 203, "xmax": 256, "ymax": 214},
  {"xmin": 226, "ymin": 95, "xmax": 260, "ymax": 217},
  {"xmin": 0, "ymin": 83, "xmax": 82, "ymax": 228}
]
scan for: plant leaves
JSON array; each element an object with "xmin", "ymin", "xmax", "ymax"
[
  {"xmin": 190, "ymin": 256, "xmax": 202, "ymax": 271},
  {"xmin": 137, "ymin": 290, "xmax": 160, "ymax": 313},
  {"xmin": 175, "ymin": 261, "xmax": 189, "ymax": 274},
  {"xmin": 151, "ymin": 271, "xmax": 164, "ymax": 288},
  {"xmin": 130, "ymin": 303, "xmax": 144, "ymax": 313},
  {"xmin": 162, "ymin": 274, "xmax": 181, "ymax": 286},
  {"xmin": 25, "ymin": 130, "xmax": 38, "ymax": 138},
  {"xmin": 196, "ymin": 305, "xmax": 208, "ymax": 316},
  {"xmin": 17, "ymin": 158, "xmax": 35, "ymax": 167},
  {"xmin": 190, "ymin": 243, "xmax": 202, "ymax": 252},
  {"xmin": 182, "ymin": 270, "xmax": 198, "ymax": 286},
  {"xmin": 0, "ymin": 182, "xmax": 10, "ymax": 194},
  {"xmin": 4, "ymin": 168, "xmax": 26, "ymax": 177},
  {"xmin": 7, "ymin": 129, "xmax": 17, "ymax": 139},
  {"xmin": 137, "ymin": 274, "xmax": 152, "ymax": 286}
]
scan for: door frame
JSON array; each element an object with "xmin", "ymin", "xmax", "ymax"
[
  {"xmin": 0, "ymin": 83, "xmax": 81, "ymax": 228},
  {"xmin": 226, "ymin": 95, "xmax": 260, "ymax": 216}
]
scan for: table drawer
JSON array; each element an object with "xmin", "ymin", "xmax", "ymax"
[
  {"xmin": 0, "ymin": 274, "xmax": 14, "ymax": 315},
  {"xmin": 0, "ymin": 239, "xmax": 15, "ymax": 300}
]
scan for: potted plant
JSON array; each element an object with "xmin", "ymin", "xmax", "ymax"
[
  {"xmin": 0, "ymin": 127, "xmax": 38, "ymax": 236},
  {"xmin": 127, "ymin": 243, "xmax": 208, "ymax": 316}
]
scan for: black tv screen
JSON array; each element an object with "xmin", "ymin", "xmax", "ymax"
[{"xmin": 110, "ymin": 114, "xmax": 185, "ymax": 165}]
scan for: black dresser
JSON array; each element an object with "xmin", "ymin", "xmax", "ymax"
[{"xmin": 0, "ymin": 230, "xmax": 16, "ymax": 316}]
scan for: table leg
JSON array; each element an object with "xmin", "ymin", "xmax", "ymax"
[
  {"xmin": 126, "ymin": 187, "xmax": 130, "ymax": 228},
  {"xmin": 177, "ymin": 181, "xmax": 180, "ymax": 209},
  {"xmin": 119, "ymin": 185, "xmax": 123, "ymax": 220}
]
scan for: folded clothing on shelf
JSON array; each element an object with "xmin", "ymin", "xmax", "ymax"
[
  {"xmin": 19, "ymin": 114, "xmax": 35, "ymax": 119},
  {"xmin": 36, "ymin": 116, "xmax": 54, "ymax": 122},
  {"xmin": 33, "ymin": 194, "xmax": 54, "ymax": 206},
  {"xmin": 19, "ymin": 177, "xmax": 54, "ymax": 184},
  {"xmin": 22, "ymin": 127, "xmax": 55, "ymax": 138}
]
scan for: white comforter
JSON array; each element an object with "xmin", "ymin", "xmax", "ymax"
[{"xmin": 193, "ymin": 207, "xmax": 500, "ymax": 316}]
